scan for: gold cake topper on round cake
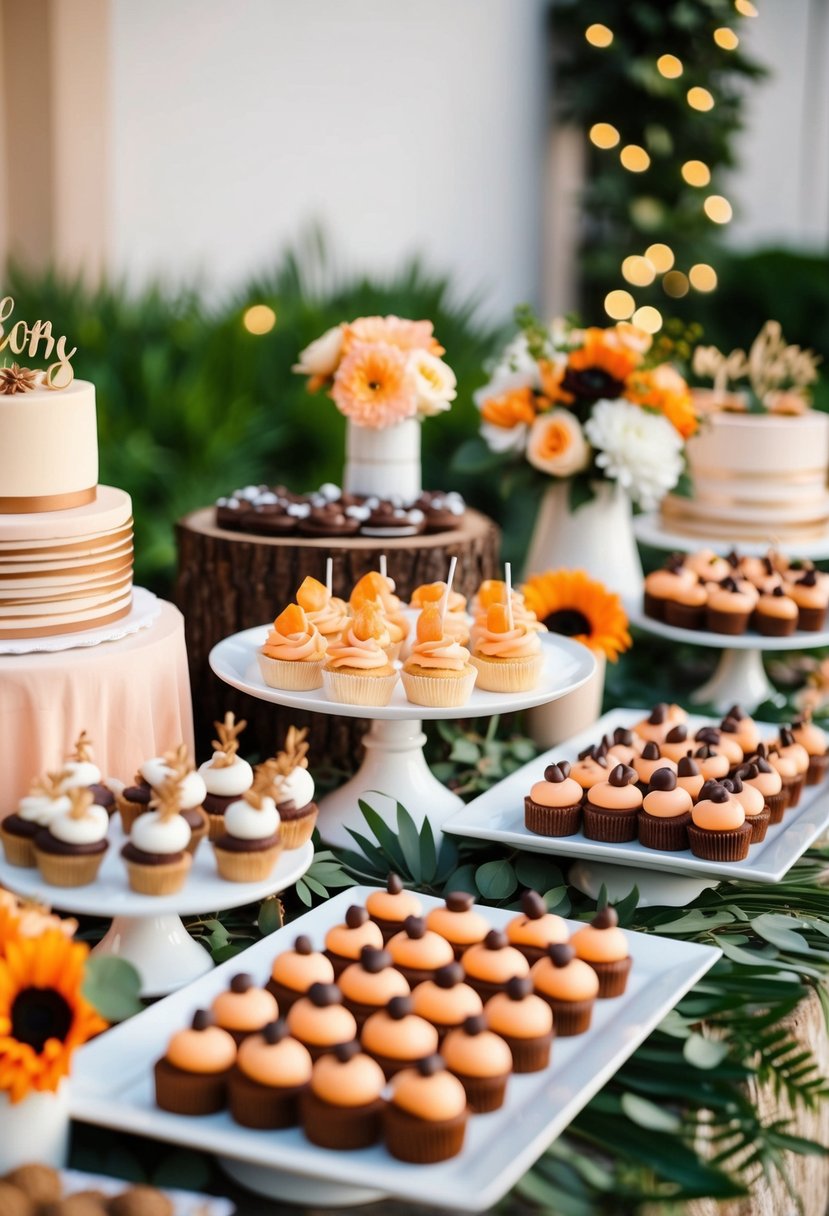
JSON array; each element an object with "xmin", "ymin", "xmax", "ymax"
[
  {"xmin": 693, "ymin": 320, "xmax": 820, "ymax": 413},
  {"xmin": 0, "ymin": 296, "xmax": 76, "ymax": 391}
]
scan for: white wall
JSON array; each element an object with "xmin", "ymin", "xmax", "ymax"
[{"xmin": 109, "ymin": 0, "xmax": 547, "ymax": 316}]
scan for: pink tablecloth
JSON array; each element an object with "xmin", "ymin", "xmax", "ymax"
[{"xmin": 0, "ymin": 601, "xmax": 194, "ymax": 815}]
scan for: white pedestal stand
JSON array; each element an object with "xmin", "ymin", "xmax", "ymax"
[
  {"xmin": 0, "ymin": 834, "xmax": 313, "ymax": 997},
  {"xmin": 209, "ymin": 626, "xmax": 597, "ymax": 852},
  {"xmin": 219, "ymin": 1157, "xmax": 385, "ymax": 1207}
]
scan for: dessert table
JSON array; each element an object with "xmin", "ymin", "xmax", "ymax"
[{"xmin": 0, "ymin": 600, "xmax": 194, "ymax": 814}]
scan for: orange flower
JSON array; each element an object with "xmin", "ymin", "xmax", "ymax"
[
  {"xmin": 625, "ymin": 365, "xmax": 698, "ymax": 439},
  {"xmin": 568, "ymin": 327, "xmax": 642, "ymax": 384},
  {"xmin": 479, "ymin": 386, "xmax": 538, "ymax": 429},
  {"xmin": 343, "ymin": 316, "xmax": 444, "ymax": 356},
  {"xmin": 0, "ymin": 931, "xmax": 106, "ymax": 1102},
  {"xmin": 521, "ymin": 569, "xmax": 631, "ymax": 662},
  {"xmin": 538, "ymin": 358, "xmax": 575, "ymax": 404},
  {"xmin": 331, "ymin": 341, "xmax": 417, "ymax": 428}
]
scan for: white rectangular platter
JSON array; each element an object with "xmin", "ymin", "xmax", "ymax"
[
  {"xmin": 444, "ymin": 708, "xmax": 829, "ymax": 883},
  {"xmin": 69, "ymin": 887, "xmax": 720, "ymax": 1212},
  {"xmin": 61, "ymin": 1170, "xmax": 233, "ymax": 1216}
]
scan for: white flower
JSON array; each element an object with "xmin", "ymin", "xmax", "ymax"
[
  {"xmin": 526, "ymin": 410, "xmax": 591, "ymax": 477},
  {"xmin": 481, "ymin": 420, "xmax": 530, "ymax": 453},
  {"xmin": 292, "ymin": 324, "xmax": 345, "ymax": 379},
  {"xmin": 584, "ymin": 398, "xmax": 684, "ymax": 509},
  {"xmin": 409, "ymin": 351, "xmax": 457, "ymax": 417}
]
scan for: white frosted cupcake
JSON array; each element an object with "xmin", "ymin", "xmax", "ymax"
[
  {"xmin": 60, "ymin": 731, "xmax": 115, "ymax": 813},
  {"xmin": 121, "ymin": 777, "xmax": 193, "ymax": 895},
  {"xmin": 272, "ymin": 726, "xmax": 318, "ymax": 850},
  {"xmin": 213, "ymin": 760, "xmax": 283, "ymax": 882},
  {"xmin": 137, "ymin": 745, "xmax": 209, "ymax": 853},
  {"xmin": 1, "ymin": 775, "xmax": 70, "ymax": 868},
  {"xmin": 33, "ymin": 788, "xmax": 109, "ymax": 887}
]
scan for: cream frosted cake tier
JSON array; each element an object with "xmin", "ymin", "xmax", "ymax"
[
  {"xmin": 662, "ymin": 411, "xmax": 829, "ymax": 542},
  {"xmin": 0, "ymin": 489, "xmax": 134, "ymax": 638},
  {"xmin": 0, "ymin": 379, "xmax": 98, "ymax": 511}
]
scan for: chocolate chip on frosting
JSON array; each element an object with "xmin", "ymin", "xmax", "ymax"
[
  {"xmin": 360, "ymin": 946, "xmax": 392, "ymax": 973},
  {"xmin": 641, "ymin": 742, "xmax": 661, "ymax": 760},
  {"xmin": 665, "ymin": 725, "xmax": 687, "ymax": 743},
  {"xmin": 191, "ymin": 1009, "xmax": 213, "ymax": 1031},
  {"xmin": 333, "ymin": 1039, "xmax": 361, "ymax": 1063},
  {"xmin": 678, "ymin": 754, "xmax": 700, "ymax": 776},
  {"xmin": 706, "ymin": 783, "xmax": 730, "ymax": 804},
  {"xmin": 548, "ymin": 943, "xmax": 575, "ymax": 968},
  {"xmin": 345, "ymin": 905, "xmax": 369, "ymax": 929},
  {"xmin": 521, "ymin": 890, "xmax": 547, "ymax": 920},
  {"xmin": 483, "ymin": 929, "xmax": 507, "ymax": 951},
  {"xmin": 262, "ymin": 1019, "xmax": 289, "ymax": 1045},
  {"xmin": 738, "ymin": 762, "xmax": 759, "ymax": 780},
  {"xmin": 403, "ymin": 915, "xmax": 426, "ymax": 939},
  {"xmin": 434, "ymin": 962, "xmax": 464, "ymax": 988},
  {"xmin": 445, "ymin": 892, "xmax": 474, "ymax": 913},
  {"xmin": 230, "ymin": 973, "xmax": 253, "ymax": 994},
  {"xmin": 613, "ymin": 727, "xmax": 634, "ymax": 746},
  {"xmin": 543, "ymin": 764, "xmax": 566, "ymax": 783},
  {"xmin": 648, "ymin": 767, "xmax": 677, "ymax": 791},
  {"xmin": 462, "ymin": 1014, "xmax": 487, "ymax": 1036},
  {"xmin": 609, "ymin": 763, "xmax": 636, "ymax": 787},
  {"xmin": 505, "ymin": 976, "xmax": 533, "ymax": 1000},
  {"xmin": 295, "ymin": 935, "xmax": 313, "ymax": 955},
  {"xmin": 387, "ymin": 873, "xmax": 403, "ymax": 894},
  {"xmin": 695, "ymin": 726, "xmax": 721, "ymax": 745},
  {"xmin": 416, "ymin": 1054, "xmax": 443, "ymax": 1077},
  {"xmin": 308, "ymin": 982, "xmax": 342, "ymax": 1007},
  {"xmin": 779, "ymin": 726, "xmax": 795, "ymax": 747},
  {"xmin": 387, "ymin": 995, "xmax": 413, "ymax": 1020},
  {"xmin": 647, "ymin": 704, "xmax": 667, "ymax": 725},
  {"xmin": 592, "ymin": 905, "xmax": 619, "ymax": 930},
  {"xmin": 720, "ymin": 717, "xmax": 740, "ymax": 735}
]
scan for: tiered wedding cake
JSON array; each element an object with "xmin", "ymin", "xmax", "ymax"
[{"xmin": 0, "ymin": 327, "xmax": 133, "ymax": 637}]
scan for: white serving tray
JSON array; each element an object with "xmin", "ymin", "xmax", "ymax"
[
  {"xmin": 61, "ymin": 1169, "xmax": 233, "ymax": 1216},
  {"xmin": 69, "ymin": 887, "xmax": 720, "ymax": 1212},
  {"xmin": 444, "ymin": 709, "xmax": 829, "ymax": 884}
]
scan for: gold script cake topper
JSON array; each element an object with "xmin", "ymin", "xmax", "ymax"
[
  {"xmin": 0, "ymin": 296, "xmax": 76, "ymax": 390},
  {"xmin": 693, "ymin": 320, "xmax": 820, "ymax": 413}
]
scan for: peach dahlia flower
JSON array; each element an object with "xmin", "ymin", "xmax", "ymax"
[
  {"xmin": 343, "ymin": 315, "xmax": 444, "ymax": 356},
  {"xmin": 331, "ymin": 341, "xmax": 417, "ymax": 428}
]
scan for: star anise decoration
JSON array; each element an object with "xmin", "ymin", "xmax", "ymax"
[{"xmin": 0, "ymin": 363, "xmax": 38, "ymax": 394}]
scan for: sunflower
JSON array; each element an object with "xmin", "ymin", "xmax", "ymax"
[
  {"xmin": 0, "ymin": 931, "xmax": 106, "ymax": 1102},
  {"xmin": 561, "ymin": 327, "xmax": 643, "ymax": 405},
  {"xmin": 521, "ymin": 569, "xmax": 631, "ymax": 662}
]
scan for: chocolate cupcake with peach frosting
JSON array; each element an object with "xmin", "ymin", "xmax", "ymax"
[
  {"xmin": 524, "ymin": 762, "xmax": 583, "ymax": 837},
  {"xmin": 686, "ymin": 548, "xmax": 732, "ymax": 583},
  {"xmin": 632, "ymin": 703, "xmax": 679, "ymax": 746},
  {"xmin": 198, "ymin": 713, "xmax": 253, "ymax": 841},
  {"xmin": 583, "ymin": 764, "xmax": 643, "ymax": 843},
  {"xmin": 639, "ymin": 769, "xmax": 692, "ymax": 851},
  {"xmin": 286, "ymin": 982, "xmax": 358, "ymax": 1062},
  {"xmin": 483, "ymin": 975, "xmax": 554, "ymax": 1072},
  {"xmin": 725, "ymin": 705, "xmax": 761, "ymax": 755},
  {"xmin": 325, "ymin": 904, "xmax": 384, "ymax": 977},
  {"xmin": 723, "ymin": 771, "xmax": 769, "ymax": 844},
  {"xmin": 664, "ymin": 576, "xmax": 707, "ymax": 632},
  {"xmin": 530, "ymin": 943, "xmax": 599, "ymax": 1034},
  {"xmin": 755, "ymin": 586, "xmax": 798, "ymax": 637},
  {"xmin": 693, "ymin": 744, "xmax": 730, "ymax": 783},
  {"xmin": 696, "ymin": 725, "xmax": 742, "ymax": 768},
  {"xmin": 296, "ymin": 575, "xmax": 349, "ymax": 645},
  {"xmin": 460, "ymin": 929, "xmax": 530, "ymax": 1002},
  {"xmin": 266, "ymin": 935, "xmax": 334, "ymax": 1011},
  {"xmin": 228, "ymin": 1019, "xmax": 312, "ymax": 1129},
  {"xmin": 687, "ymin": 781, "xmax": 751, "ymax": 862},
  {"xmin": 676, "ymin": 752, "xmax": 704, "ymax": 801},
  {"xmin": 787, "ymin": 569, "xmax": 828, "ymax": 631},
  {"xmin": 322, "ymin": 603, "xmax": 398, "ymax": 707},
  {"xmin": 301, "ymin": 1040, "xmax": 386, "ymax": 1150},
  {"xmin": 154, "ymin": 1010, "xmax": 237, "ymax": 1116},
  {"xmin": 411, "ymin": 962, "xmax": 483, "ymax": 1039},
  {"xmin": 401, "ymin": 604, "xmax": 477, "ymax": 708},
  {"xmin": 426, "ymin": 892, "xmax": 489, "ymax": 959},
  {"xmin": 384, "ymin": 1055, "xmax": 469, "ymax": 1164},
  {"xmin": 569, "ymin": 906, "xmax": 632, "ymax": 998},
  {"xmin": 470, "ymin": 602, "xmax": 543, "ymax": 693},
  {"xmin": 210, "ymin": 973, "xmax": 279, "ymax": 1046},
  {"xmin": 792, "ymin": 713, "xmax": 828, "ymax": 785},
  {"xmin": 258, "ymin": 603, "xmax": 327, "ymax": 691},
  {"xmin": 338, "ymin": 945, "xmax": 410, "ymax": 1028},
  {"xmin": 765, "ymin": 746, "xmax": 801, "ymax": 810},
  {"xmin": 569, "ymin": 747, "xmax": 610, "ymax": 795},
  {"xmin": 738, "ymin": 754, "xmax": 786, "ymax": 823},
  {"xmin": 633, "ymin": 743, "xmax": 677, "ymax": 790},
  {"xmin": 365, "ymin": 873, "xmax": 423, "ymax": 942},
  {"xmin": 605, "ymin": 726, "xmax": 641, "ymax": 767},
  {"xmin": 705, "ymin": 577, "xmax": 754, "ymax": 635},
  {"xmin": 387, "ymin": 916, "xmax": 454, "ymax": 987},
  {"xmin": 442, "ymin": 1014, "xmax": 512, "ymax": 1113},
  {"xmin": 361, "ymin": 994, "xmax": 440, "ymax": 1078},
  {"xmin": 774, "ymin": 727, "xmax": 810, "ymax": 805},
  {"xmin": 643, "ymin": 560, "xmax": 694, "ymax": 624},
  {"xmin": 506, "ymin": 890, "xmax": 569, "ymax": 965},
  {"xmin": 659, "ymin": 725, "xmax": 694, "ymax": 765}
]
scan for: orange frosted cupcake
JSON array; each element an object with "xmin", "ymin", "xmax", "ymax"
[
  {"xmin": 705, "ymin": 578, "xmax": 754, "ymax": 635},
  {"xmin": 301, "ymin": 1041, "xmax": 386, "ymax": 1150},
  {"xmin": 211, "ymin": 973, "xmax": 279, "ymax": 1046},
  {"xmin": 792, "ymin": 713, "xmax": 828, "ymax": 785},
  {"xmin": 687, "ymin": 782, "xmax": 751, "ymax": 862},
  {"xmin": 411, "ymin": 962, "xmax": 483, "ymax": 1039},
  {"xmin": 259, "ymin": 603, "xmax": 327, "ymax": 691},
  {"xmin": 570, "ymin": 907, "xmax": 632, "ymax": 998},
  {"xmin": 365, "ymin": 873, "xmax": 423, "ymax": 941},
  {"xmin": 296, "ymin": 575, "xmax": 349, "ymax": 644},
  {"xmin": 442, "ymin": 1014, "xmax": 512, "ymax": 1113},
  {"xmin": 725, "ymin": 704, "xmax": 761, "ymax": 754},
  {"xmin": 325, "ymin": 904, "xmax": 384, "ymax": 976},
  {"xmin": 506, "ymin": 889, "xmax": 569, "ymax": 965},
  {"xmin": 471, "ymin": 602, "xmax": 543, "ymax": 693},
  {"xmin": 384, "ymin": 1055, "xmax": 468, "ymax": 1163},
  {"xmin": 530, "ymin": 943, "xmax": 599, "ymax": 1034},
  {"xmin": 461, "ymin": 929, "xmax": 530, "ymax": 1003},
  {"xmin": 695, "ymin": 725, "xmax": 742, "ymax": 768},
  {"xmin": 401, "ymin": 605, "xmax": 476, "ymax": 708},
  {"xmin": 676, "ymin": 753, "xmax": 704, "ymax": 801},
  {"xmin": 470, "ymin": 579, "xmax": 542, "ymax": 648},
  {"xmin": 267, "ymin": 935, "xmax": 335, "ymax": 1011},
  {"xmin": 426, "ymin": 892, "xmax": 489, "ymax": 959},
  {"xmin": 774, "ymin": 727, "xmax": 810, "ymax": 806},
  {"xmin": 633, "ymin": 703, "xmax": 683, "ymax": 746},
  {"xmin": 659, "ymin": 724, "xmax": 694, "ymax": 764},
  {"xmin": 739, "ymin": 755, "xmax": 786, "ymax": 823},
  {"xmin": 387, "ymin": 915, "xmax": 454, "ymax": 987},
  {"xmin": 787, "ymin": 568, "xmax": 828, "ymax": 631},
  {"xmin": 484, "ymin": 976, "xmax": 553, "ymax": 1072},
  {"xmin": 323, "ymin": 603, "xmax": 398, "ymax": 707},
  {"xmin": 338, "ymin": 945, "xmax": 410, "ymax": 1029},
  {"xmin": 638, "ymin": 768, "xmax": 692, "ymax": 851},
  {"xmin": 766, "ymin": 747, "xmax": 801, "ymax": 809},
  {"xmin": 693, "ymin": 744, "xmax": 730, "ymax": 783},
  {"xmin": 286, "ymin": 982, "xmax": 358, "ymax": 1062},
  {"xmin": 663, "ymin": 577, "xmax": 707, "ymax": 632},
  {"xmin": 583, "ymin": 764, "xmax": 643, "ymax": 843},
  {"xmin": 634, "ymin": 743, "xmax": 677, "ymax": 790},
  {"xmin": 643, "ymin": 563, "xmax": 691, "ymax": 623},
  {"xmin": 410, "ymin": 581, "xmax": 469, "ymax": 645},
  {"xmin": 228, "ymin": 1019, "xmax": 312, "ymax": 1129},
  {"xmin": 524, "ymin": 762, "xmax": 583, "ymax": 837},
  {"xmin": 155, "ymin": 1010, "xmax": 236, "ymax": 1115},
  {"xmin": 756, "ymin": 586, "xmax": 798, "ymax": 636},
  {"xmin": 606, "ymin": 726, "xmax": 641, "ymax": 767},
  {"xmin": 349, "ymin": 570, "xmax": 410, "ymax": 660},
  {"xmin": 723, "ymin": 771, "xmax": 769, "ymax": 844},
  {"xmin": 361, "ymin": 994, "xmax": 439, "ymax": 1078},
  {"xmin": 570, "ymin": 748, "xmax": 610, "ymax": 796}
]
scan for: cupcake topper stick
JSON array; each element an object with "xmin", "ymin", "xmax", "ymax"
[
  {"xmin": 275, "ymin": 725, "xmax": 309, "ymax": 776},
  {"xmin": 150, "ymin": 773, "xmax": 184, "ymax": 821},
  {"xmin": 162, "ymin": 743, "xmax": 191, "ymax": 780},
  {"xmin": 379, "ymin": 554, "xmax": 387, "ymax": 580},
  {"xmin": 68, "ymin": 730, "xmax": 93, "ymax": 763},
  {"xmin": 325, "ymin": 556, "xmax": 333, "ymax": 598},
  {"xmin": 67, "ymin": 787, "xmax": 95, "ymax": 820},
  {"xmin": 505, "ymin": 562, "xmax": 515, "ymax": 632},
  {"xmin": 440, "ymin": 555, "xmax": 458, "ymax": 627}
]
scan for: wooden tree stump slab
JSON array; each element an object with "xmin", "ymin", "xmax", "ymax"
[{"xmin": 175, "ymin": 507, "xmax": 501, "ymax": 769}]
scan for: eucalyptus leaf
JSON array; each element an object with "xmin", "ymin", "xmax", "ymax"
[
  {"xmin": 620, "ymin": 1091, "xmax": 682, "ymax": 1133},
  {"xmin": 257, "ymin": 897, "xmax": 283, "ymax": 936},
  {"xmin": 475, "ymin": 859, "xmax": 518, "ymax": 901},
  {"xmin": 82, "ymin": 956, "xmax": 143, "ymax": 1023},
  {"xmin": 515, "ymin": 852, "xmax": 563, "ymax": 892},
  {"xmin": 684, "ymin": 1033, "xmax": 730, "ymax": 1070}
]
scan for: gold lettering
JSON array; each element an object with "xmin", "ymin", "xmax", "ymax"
[{"xmin": 0, "ymin": 296, "xmax": 75, "ymax": 388}]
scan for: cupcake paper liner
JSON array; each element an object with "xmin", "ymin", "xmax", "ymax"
[
  {"xmin": 154, "ymin": 1058, "xmax": 230, "ymax": 1116},
  {"xmin": 705, "ymin": 608, "xmax": 749, "ymax": 635},
  {"xmin": 637, "ymin": 809, "xmax": 691, "ymax": 852},
  {"xmin": 207, "ymin": 812, "xmax": 227, "ymax": 842},
  {"xmin": 278, "ymin": 809, "xmax": 318, "ymax": 851},
  {"xmin": 124, "ymin": 854, "xmax": 191, "ymax": 895},
  {"xmin": 227, "ymin": 1067, "xmax": 306, "ymax": 1129},
  {"xmin": 582, "ymin": 804, "xmax": 640, "ymax": 843},
  {"xmin": 323, "ymin": 669, "xmax": 398, "ymax": 707},
  {"xmin": 755, "ymin": 613, "xmax": 797, "ymax": 637},
  {"xmin": 400, "ymin": 666, "xmax": 477, "ymax": 708},
  {"xmin": 300, "ymin": 1090, "xmax": 384, "ymax": 1150},
  {"xmin": 0, "ymin": 827, "xmax": 36, "ymax": 868},
  {"xmin": 535, "ymin": 995, "xmax": 594, "ymax": 1037},
  {"xmin": 451, "ymin": 1069, "xmax": 508, "ymax": 1114},
  {"xmin": 258, "ymin": 653, "xmax": 325, "ymax": 691},
  {"xmin": 494, "ymin": 1029, "xmax": 553, "ymax": 1073},
  {"xmin": 806, "ymin": 754, "xmax": 829, "ymax": 785},
  {"xmin": 383, "ymin": 1103, "xmax": 467, "ymax": 1163},
  {"xmin": 213, "ymin": 842, "xmax": 282, "ymax": 883},
  {"xmin": 34, "ymin": 847, "xmax": 108, "ymax": 888},
  {"xmin": 643, "ymin": 592, "xmax": 666, "ymax": 622},
  {"xmin": 587, "ymin": 956, "xmax": 633, "ymax": 999},
  {"xmin": 765, "ymin": 790, "xmax": 788, "ymax": 824},
  {"xmin": 470, "ymin": 652, "xmax": 543, "ymax": 693},
  {"xmin": 687, "ymin": 822, "xmax": 752, "ymax": 862},
  {"xmin": 185, "ymin": 809, "xmax": 209, "ymax": 856},
  {"xmin": 748, "ymin": 806, "xmax": 771, "ymax": 844},
  {"xmin": 786, "ymin": 775, "xmax": 805, "ymax": 809},
  {"xmin": 524, "ymin": 797, "xmax": 582, "ymax": 838},
  {"xmin": 116, "ymin": 794, "xmax": 147, "ymax": 835},
  {"xmin": 664, "ymin": 602, "xmax": 705, "ymax": 631},
  {"xmin": 796, "ymin": 606, "xmax": 827, "ymax": 632}
]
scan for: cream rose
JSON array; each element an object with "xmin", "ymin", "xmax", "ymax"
[
  {"xmin": 409, "ymin": 350, "xmax": 457, "ymax": 417},
  {"xmin": 292, "ymin": 324, "xmax": 345, "ymax": 379},
  {"xmin": 526, "ymin": 410, "xmax": 590, "ymax": 477}
]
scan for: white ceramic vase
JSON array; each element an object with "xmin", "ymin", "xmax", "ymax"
[
  {"xmin": 523, "ymin": 479, "xmax": 643, "ymax": 604},
  {"xmin": 0, "ymin": 1082, "xmax": 69, "ymax": 1172},
  {"xmin": 343, "ymin": 418, "xmax": 422, "ymax": 501},
  {"xmin": 526, "ymin": 651, "xmax": 606, "ymax": 750}
]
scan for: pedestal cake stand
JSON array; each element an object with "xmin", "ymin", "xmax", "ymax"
[
  {"xmin": 209, "ymin": 626, "xmax": 596, "ymax": 850},
  {"xmin": 627, "ymin": 606, "xmax": 829, "ymax": 714},
  {"xmin": 0, "ymin": 828, "xmax": 313, "ymax": 997}
]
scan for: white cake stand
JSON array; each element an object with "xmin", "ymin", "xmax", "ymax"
[
  {"xmin": 626, "ymin": 605, "xmax": 829, "ymax": 713},
  {"xmin": 209, "ymin": 627, "xmax": 596, "ymax": 850},
  {"xmin": 0, "ymin": 827, "xmax": 313, "ymax": 997},
  {"xmin": 634, "ymin": 512, "xmax": 829, "ymax": 561}
]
